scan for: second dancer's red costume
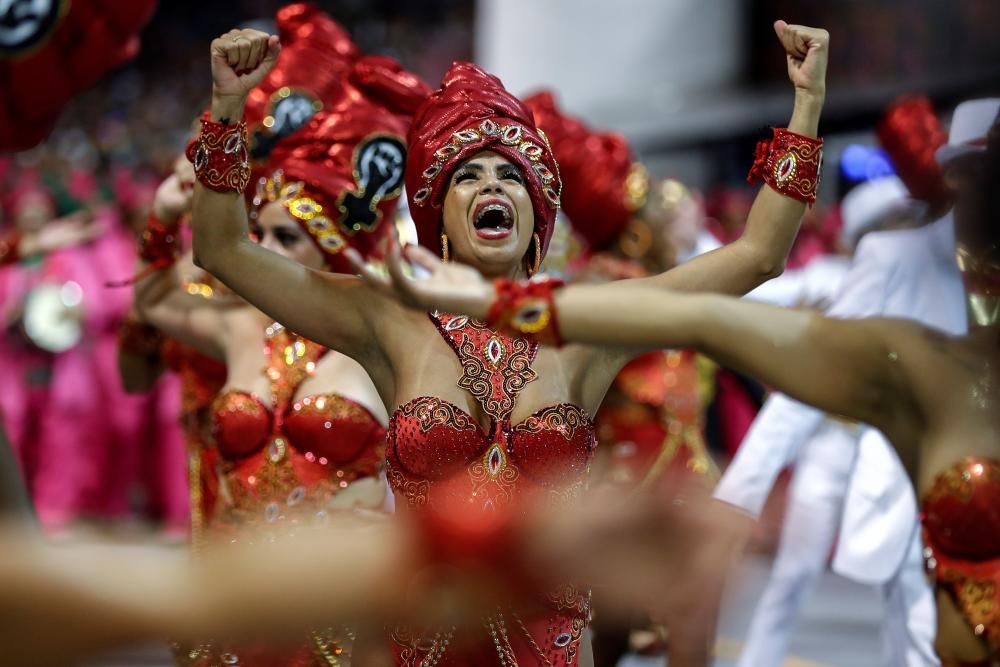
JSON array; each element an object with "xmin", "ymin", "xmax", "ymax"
[
  {"xmin": 176, "ymin": 6, "xmax": 429, "ymax": 665},
  {"xmin": 524, "ymin": 91, "xmax": 716, "ymax": 495}
]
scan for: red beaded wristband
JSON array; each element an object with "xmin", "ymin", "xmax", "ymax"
[
  {"xmin": 485, "ymin": 277, "xmax": 565, "ymax": 346},
  {"xmin": 185, "ymin": 113, "xmax": 251, "ymax": 194},
  {"xmin": 747, "ymin": 127, "xmax": 824, "ymax": 205},
  {"xmin": 139, "ymin": 212, "xmax": 181, "ymax": 268},
  {"xmin": 0, "ymin": 229, "xmax": 23, "ymax": 266},
  {"xmin": 105, "ymin": 213, "xmax": 182, "ymax": 288}
]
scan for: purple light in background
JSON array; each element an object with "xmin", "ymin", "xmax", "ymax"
[{"xmin": 840, "ymin": 144, "xmax": 896, "ymax": 182}]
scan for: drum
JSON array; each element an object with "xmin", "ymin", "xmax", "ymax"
[{"xmin": 21, "ymin": 281, "xmax": 83, "ymax": 352}]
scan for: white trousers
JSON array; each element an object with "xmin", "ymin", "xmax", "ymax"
[
  {"xmin": 735, "ymin": 435, "xmax": 938, "ymax": 667},
  {"xmin": 881, "ymin": 533, "xmax": 939, "ymax": 667}
]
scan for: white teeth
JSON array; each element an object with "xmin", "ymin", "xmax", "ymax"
[{"xmin": 475, "ymin": 203, "xmax": 512, "ymax": 225}]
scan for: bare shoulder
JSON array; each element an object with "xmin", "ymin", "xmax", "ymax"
[
  {"xmin": 882, "ymin": 318, "xmax": 970, "ymax": 369},
  {"xmin": 310, "ymin": 270, "xmax": 396, "ymax": 347},
  {"xmin": 862, "ymin": 316, "xmax": 956, "ymax": 362},
  {"xmin": 874, "ymin": 318, "xmax": 975, "ymax": 420},
  {"xmin": 370, "ymin": 300, "xmax": 443, "ymax": 363}
]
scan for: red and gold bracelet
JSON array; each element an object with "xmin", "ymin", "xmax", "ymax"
[
  {"xmin": 105, "ymin": 213, "xmax": 182, "ymax": 288},
  {"xmin": 139, "ymin": 212, "xmax": 181, "ymax": 268},
  {"xmin": 747, "ymin": 128, "xmax": 824, "ymax": 205},
  {"xmin": 0, "ymin": 229, "xmax": 23, "ymax": 266},
  {"xmin": 485, "ymin": 277, "xmax": 565, "ymax": 346},
  {"xmin": 185, "ymin": 113, "xmax": 251, "ymax": 194}
]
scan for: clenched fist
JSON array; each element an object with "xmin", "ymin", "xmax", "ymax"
[
  {"xmin": 209, "ymin": 29, "xmax": 281, "ymax": 118},
  {"xmin": 774, "ymin": 20, "xmax": 829, "ymax": 101}
]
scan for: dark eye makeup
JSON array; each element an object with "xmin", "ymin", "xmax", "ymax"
[
  {"xmin": 498, "ymin": 165, "xmax": 523, "ymax": 183},
  {"xmin": 275, "ymin": 229, "xmax": 300, "ymax": 248},
  {"xmin": 253, "ymin": 224, "xmax": 302, "ymax": 249},
  {"xmin": 453, "ymin": 164, "xmax": 524, "ymax": 184},
  {"xmin": 454, "ymin": 168, "xmax": 477, "ymax": 183}
]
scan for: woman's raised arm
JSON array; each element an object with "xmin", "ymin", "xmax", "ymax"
[
  {"xmin": 190, "ymin": 29, "xmax": 383, "ymax": 362},
  {"xmin": 641, "ymin": 21, "xmax": 828, "ymax": 296},
  {"xmin": 130, "ymin": 171, "xmax": 229, "ymax": 359}
]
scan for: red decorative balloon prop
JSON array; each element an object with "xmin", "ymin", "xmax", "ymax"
[
  {"xmin": 0, "ymin": 0, "xmax": 157, "ymax": 152},
  {"xmin": 254, "ymin": 51, "xmax": 431, "ymax": 273}
]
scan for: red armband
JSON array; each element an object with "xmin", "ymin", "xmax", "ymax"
[
  {"xmin": 747, "ymin": 128, "xmax": 824, "ymax": 205},
  {"xmin": 485, "ymin": 277, "xmax": 565, "ymax": 346},
  {"xmin": 0, "ymin": 229, "xmax": 23, "ymax": 266},
  {"xmin": 139, "ymin": 212, "xmax": 181, "ymax": 268},
  {"xmin": 185, "ymin": 113, "xmax": 251, "ymax": 194},
  {"xmin": 105, "ymin": 213, "xmax": 181, "ymax": 288}
]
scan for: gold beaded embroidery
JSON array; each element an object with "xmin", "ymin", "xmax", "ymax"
[
  {"xmin": 414, "ymin": 121, "xmax": 562, "ymax": 210},
  {"xmin": 253, "ymin": 170, "xmax": 347, "ymax": 255}
]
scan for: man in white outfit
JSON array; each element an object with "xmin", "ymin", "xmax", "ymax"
[
  {"xmin": 714, "ymin": 97, "xmax": 1000, "ymax": 667},
  {"xmin": 745, "ymin": 174, "xmax": 917, "ymax": 311}
]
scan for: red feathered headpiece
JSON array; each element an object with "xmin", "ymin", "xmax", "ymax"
[
  {"xmin": 877, "ymin": 96, "xmax": 949, "ymax": 213},
  {"xmin": 525, "ymin": 91, "xmax": 646, "ymax": 251},
  {"xmin": 255, "ymin": 54, "xmax": 431, "ymax": 273},
  {"xmin": 405, "ymin": 63, "xmax": 562, "ymax": 260}
]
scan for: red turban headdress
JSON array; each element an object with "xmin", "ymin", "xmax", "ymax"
[
  {"xmin": 405, "ymin": 63, "xmax": 563, "ymax": 259},
  {"xmin": 877, "ymin": 96, "xmax": 949, "ymax": 213},
  {"xmin": 243, "ymin": 3, "xmax": 365, "ymax": 167},
  {"xmin": 525, "ymin": 91, "xmax": 645, "ymax": 251},
  {"xmin": 254, "ymin": 53, "xmax": 431, "ymax": 273}
]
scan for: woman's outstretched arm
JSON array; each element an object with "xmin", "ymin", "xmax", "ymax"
[
  {"xmin": 0, "ymin": 520, "xmax": 403, "ymax": 667},
  {"xmin": 556, "ymin": 283, "xmax": 920, "ymax": 435}
]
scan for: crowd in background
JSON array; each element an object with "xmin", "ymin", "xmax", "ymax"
[{"xmin": 0, "ymin": 0, "xmax": 992, "ymax": 543}]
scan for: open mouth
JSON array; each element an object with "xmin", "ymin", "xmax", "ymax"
[{"xmin": 472, "ymin": 199, "xmax": 514, "ymax": 239}]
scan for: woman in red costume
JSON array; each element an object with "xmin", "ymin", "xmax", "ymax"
[
  {"xmin": 133, "ymin": 21, "xmax": 428, "ymax": 664},
  {"xmin": 120, "ymin": 3, "xmax": 388, "ymax": 545},
  {"xmin": 137, "ymin": 156, "xmax": 392, "ymax": 666},
  {"xmin": 376, "ymin": 106, "xmax": 1000, "ymax": 666},
  {"xmin": 190, "ymin": 19, "xmax": 829, "ymax": 667}
]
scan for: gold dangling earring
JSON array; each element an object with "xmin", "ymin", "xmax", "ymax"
[
  {"xmin": 527, "ymin": 232, "xmax": 542, "ymax": 276},
  {"xmin": 440, "ymin": 233, "xmax": 450, "ymax": 262}
]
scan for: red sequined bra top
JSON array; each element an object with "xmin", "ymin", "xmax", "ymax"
[
  {"xmin": 387, "ymin": 312, "xmax": 596, "ymax": 512},
  {"xmin": 386, "ymin": 313, "xmax": 596, "ymax": 667},
  {"xmin": 921, "ymin": 456, "xmax": 1000, "ymax": 649},
  {"xmin": 211, "ymin": 326, "xmax": 385, "ymax": 487}
]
